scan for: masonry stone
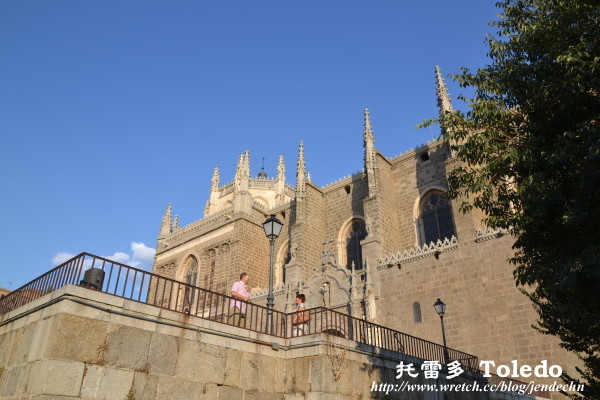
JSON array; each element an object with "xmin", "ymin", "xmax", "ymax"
[
  {"xmin": 104, "ymin": 324, "xmax": 152, "ymax": 370},
  {"xmin": 155, "ymin": 375, "xmax": 204, "ymax": 400},
  {"xmin": 45, "ymin": 314, "xmax": 108, "ymax": 364},
  {"xmin": 284, "ymin": 394, "xmax": 305, "ymax": 400},
  {"xmin": 223, "ymin": 346, "xmax": 242, "ymax": 387},
  {"xmin": 174, "ymin": 337, "xmax": 200, "ymax": 380},
  {"xmin": 28, "ymin": 359, "xmax": 85, "ymax": 397},
  {"xmin": 1, "ymin": 365, "xmax": 21, "ymax": 397},
  {"xmin": 148, "ymin": 332, "xmax": 178, "ymax": 376},
  {"xmin": 80, "ymin": 364, "xmax": 134, "ymax": 400},
  {"xmin": 245, "ymin": 391, "xmax": 286, "ymax": 400}
]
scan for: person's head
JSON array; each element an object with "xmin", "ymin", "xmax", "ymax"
[
  {"xmin": 240, "ymin": 272, "xmax": 250, "ymax": 284},
  {"xmin": 296, "ymin": 293, "xmax": 305, "ymax": 304}
]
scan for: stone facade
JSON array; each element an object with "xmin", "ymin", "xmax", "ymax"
[{"xmin": 150, "ymin": 70, "xmax": 578, "ymax": 398}]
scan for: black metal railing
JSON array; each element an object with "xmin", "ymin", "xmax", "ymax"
[
  {"xmin": 0, "ymin": 253, "xmax": 288, "ymax": 337},
  {"xmin": 290, "ymin": 306, "xmax": 479, "ymax": 372},
  {"xmin": 0, "ymin": 252, "xmax": 478, "ymax": 371}
]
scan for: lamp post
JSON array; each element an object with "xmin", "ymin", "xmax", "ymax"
[
  {"xmin": 434, "ymin": 298, "xmax": 450, "ymax": 365},
  {"xmin": 263, "ymin": 214, "xmax": 283, "ymax": 334}
]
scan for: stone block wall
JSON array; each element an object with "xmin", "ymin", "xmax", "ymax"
[
  {"xmin": 375, "ymin": 154, "xmax": 403, "ymax": 256},
  {"xmin": 0, "ymin": 286, "xmax": 491, "ymax": 400},
  {"xmin": 390, "ymin": 142, "xmax": 453, "ymax": 251},
  {"xmin": 322, "ymin": 176, "xmax": 368, "ymax": 267},
  {"xmin": 294, "ymin": 184, "xmax": 327, "ymax": 282},
  {"xmin": 376, "ymin": 234, "xmax": 578, "ymax": 398},
  {"xmin": 152, "ymin": 208, "xmax": 290, "ymax": 297}
]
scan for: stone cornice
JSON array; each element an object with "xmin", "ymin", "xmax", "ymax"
[
  {"xmin": 388, "ymin": 138, "xmax": 446, "ymax": 167},
  {"xmin": 376, "ymin": 236, "xmax": 459, "ymax": 269},
  {"xmin": 157, "ymin": 207, "xmax": 234, "ymax": 254},
  {"xmin": 321, "ymin": 171, "xmax": 365, "ymax": 192},
  {"xmin": 474, "ymin": 226, "xmax": 508, "ymax": 243},
  {"xmin": 250, "ymin": 283, "xmax": 287, "ymax": 300}
]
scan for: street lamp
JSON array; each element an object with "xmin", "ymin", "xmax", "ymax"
[
  {"xmin": 434, "ymin": 298, "xmax": 450, "ymax": 365},
  {"xmin": 263, "ymin": 214, "xmax": 283, "ymax": 333}
]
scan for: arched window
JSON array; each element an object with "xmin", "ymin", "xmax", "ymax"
[
  {"xmin": 413, "ymin": 302, "xmax": 422, "ymax": 323},
  {"xmin": 344, "ymin": 219, "xmax": 368, "ymax": 270},
  {"xmin": 185, "ymin": 258, "xmax": 198, "ymax": 286},
  {"xmin": 203, "ymin": 249, "xmax": 217, "ymax": 290},
  {"xmin": 419, "ymin": 191, "xmax": 456, "ymax": 245},
  {"xmin": 183, "ymin": 257, "xmax": 198, "ymax": 312},
  {"xmin": 275, "ymin": 240, "xmax": 291, "ymax": 285}
]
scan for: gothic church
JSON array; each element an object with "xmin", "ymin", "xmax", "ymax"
[{"xmin": 152, "ymin": 67, "xmax": 576, "ymax": 383}]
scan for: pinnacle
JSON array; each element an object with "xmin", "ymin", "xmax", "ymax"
[
  {"xmin": 211, "ymin": 166, "xmax": 220, "ymax": 190},
  {"xmin": 364, "ymin": 108, "xmax": 374, "ymax": 137},
  {"xmin": 435, "ymin": 65, "xmax": 453, "ymax": 113}
]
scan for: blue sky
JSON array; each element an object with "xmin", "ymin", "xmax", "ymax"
[{"xmin": 0, "ymin": 1, "xmax": 499, "ymax": 290}]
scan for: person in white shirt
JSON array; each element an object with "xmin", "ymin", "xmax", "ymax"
[{"xmin": 228, "ymin": 272, "xmax": 251, "ymax": 327}]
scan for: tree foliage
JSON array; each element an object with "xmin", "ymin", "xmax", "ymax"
[{"xmin": 428, "ymin": 0, "xmax": 599, "ymax": 398}]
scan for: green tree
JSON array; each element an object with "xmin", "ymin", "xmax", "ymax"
[{"xmin": 424, "ymin": 0, "xmax": 599, "ymax": 398}]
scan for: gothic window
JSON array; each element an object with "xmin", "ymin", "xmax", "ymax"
[
  {"xmin": 413, "ymin": 302, "xmax": 422, "ymax": 323},
  {"xmin": 419, "ymin": 191, "xmax": 456, "ymax": 245},
  {"xmin": 344, "ymin": 219, "xmax": 367, "ymax": 270},
  {"xmin": 275, "ymin": 240, "xmax": 290, "ymax": 285},
  {"xmin": 183, "ymin": 257, "xmax": 198, "ymax": 312},
  {"xmin": 184, "ymin": 257, "xmax": 198, "ymax": 286},
  {"xmin": 254, "ymin": 197, "xmax": 268, "ymax": 209},
  {"xmin": 203, "ymin": 249, "xmax": 217, "ymax": 290}
]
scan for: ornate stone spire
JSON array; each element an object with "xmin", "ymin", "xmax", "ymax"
[
  {"xmin": 159, "ymin": 203, "xmax": 172, "ymax": 237},
  {"xmin": 205, "ymin": 166, "xmax": 221, "ymax": 216},
  {"xmin": 211, "ymin": 166, "xmax": 220, "ymax": 191},
  {"xmin": 276, "ymin": 155, "xmax": 286, "ymax": 205},
  {"xmin": 350, "ymin": 261, "xmax": 358, "ymax": 295},
  {"xmin": 363, "ymin": 257, "xmax": 377, "ymax": 322},
  {"xmin": 242, "ymin": 150, "xmax": 250, "ymax": 183},
  {"xmin": 277, "ymin": 155, "xmax": 285, "ymax": 181},
  {"xmin": 234, "ymin": 152, "xmax": 244, "ymax": 190},
  {"xmin": 233, "ymin": 150, "xmax": 252, "ymax": 213},
  {"xmin": 172, "ymin": 215, "xmax": 179, "ymax": 231},
  {"xmin": 364, "ymin": 108, "xmax": 374, "ymax": 140},
  {"xmin": 350, "ymin": 261, "xmax": 362, "ymax": 317},
  {"xmin": 296, "ymin": 141, "xmax": 306, "ymax": 195},
  {"xmin": 234, "ymin": 151, "xmax": 250, "ymax": 192},
  {"xmin": 363, "ymin": 109, "xmax": 378, "ymax": 192},
  {"xmin": 295, "ymin": 141, "xmax": 307, "ymax": 220},
  {"xmin": 435, "ymin": 66, "xmax": 454, "ymax": 117}
]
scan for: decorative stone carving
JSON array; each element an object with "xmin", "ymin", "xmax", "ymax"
[
  {"xmin": 376, "ymin": 235, "xmax": 459, "ymax": 269},
  {"xmin": 289, "ymin": 242, "xmax": 298, "ymax": 263},
  {"xmin": 475, "ymin": 226, "xmax": 507, "ymax": 242}
]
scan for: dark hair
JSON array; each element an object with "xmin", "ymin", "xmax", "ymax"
[
  {"xmin": 296, "ymin": 293, "xmax": 306, "ymax": 303},
  {"xmin": 240, "ymin": 272, "xmax": 248, "ymax": 280}
]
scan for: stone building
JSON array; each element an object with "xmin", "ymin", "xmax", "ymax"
[{"xmin": 152, "ymin": 67, "xmax": 577, "ymax": 388}]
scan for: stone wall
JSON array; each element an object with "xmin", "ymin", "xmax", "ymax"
[
  {"xmin": 376, "ymin": 153, "xmax": 403, "ymax": 255},
  {"xmin": 295, "ymin": 184, "xmax": 327, "ymax": 282},
  {"xmin": 0, "ymin": 286, "xmax": 490, "ymax": 400},
  {"xmin": 322, "ymin": 175, "xmax": 368, "ymax": 266},
  {"xmin": 390, "ymin": 142, "xmax": 452, "ymax": 251},
  {"xmin": 376, "ymin": 233, "xmax": 579, "ymax": 399},
  {"xmin": 153, "ymin": 207, "xmax": 292, "ymax": 296}
]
